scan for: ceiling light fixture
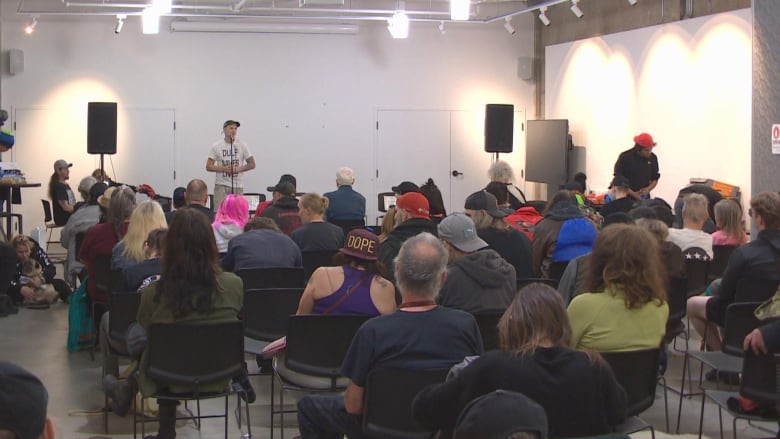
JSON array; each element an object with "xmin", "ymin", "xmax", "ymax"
[
  {"xmin": 141, "ymin": 7, "xmax": 160, "ymax": 34},
  {"xmin": 538, "ymin": 7, "xmax": 550, "ymax": 26},
  {"xmin": 449, "ymin": 0, "xmax": 469, "ymax": 21},
  {"xmin": 438, "ymin": 21, "xmax": 446, "ymax": 34},
  {"xmin": 570, "ymin": 0, "xmax": 584, "ymax": 18},
  {"xmin": 387, "ymin": 3, "xmax": 409, "ymax": 39},
  {"xmin": 115, "ymin": 14, "xmax": 126, "ymax": 33},
  {"xmin": 627, "ymin": 0, "xmax": 638, "ymax": 4},
  {"xmin": 503, "ymin": 16, "xmax": 515, "ymax": 35},
  {"xmin": 24, "ymin": 17, "xmax": 38, "ymax": 34}
]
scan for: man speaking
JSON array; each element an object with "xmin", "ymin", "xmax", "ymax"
[{"xmin": 206, "ymin": 119, "xmax": 256, "ymax": 209}]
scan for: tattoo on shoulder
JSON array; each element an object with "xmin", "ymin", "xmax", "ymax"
[{"xmin": 377, "ymin": 278, "xmax": 388, "ymax": 287}]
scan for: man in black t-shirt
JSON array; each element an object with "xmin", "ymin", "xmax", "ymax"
[
  {"xmin": 48, "ymin": 159, "xmax": 76, "ymax": 226},
  {"xmin": 296, "ymin": 233, "xmax": 483, "ymax": 439},
  {"xmin": 613, "ymin": 132, "xmax": 660, "ymax": 200},
  {"xmin": 599, "ymin": 175, "xmax": 636, "ymax": 218}
]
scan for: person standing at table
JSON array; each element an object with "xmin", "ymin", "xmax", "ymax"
[
  {"xmin": 48, "ymin": 159, "xmax": 76, "ymax": 226},
  {"xmin": 206, "ymin": 120, "xmax": 256, "ymax": 209},
  {"xmin": 613, "ymin": 132, "xmax": 660, "ymax": 201}
]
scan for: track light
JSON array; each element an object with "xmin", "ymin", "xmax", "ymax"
[
  {"xmin": 142, "ymin": 7, "xmax": 160, "ymax": 34},
  {"xmin": 538, "ymin": 7, "xmax": 550, "ymax": 26},
  {"xmin": 438, "ymin": 21, "xmax": 446, "ymax": 34},
  {"xmin": 387, "ymin": 5, "xmax": 409, "ymax": 39},
  {"xmin": 115, "ymin": 14, "xmax": 126, "ymax": 34},
  {"xmin": 24, "ymin": 17, "xmax": 38, "ymax": 34},
  {"xmin": 503, "ymin": 16, "xmax": 515, "ymax": 35},
  {"xmin": 627, "ymin": 0, "xmax": 638, "ymax": 4},
  {"xmin": 450, "ymin": 0, "xmax": 469, "ymax": 21},
  {"xmin": 570, "ymin": 0, "xmax": 584, "ymax": 18}
]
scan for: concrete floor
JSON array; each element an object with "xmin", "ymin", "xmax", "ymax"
[{"xmin": 0, "ymin": 262, "xmax": 776, "ymax": 438}]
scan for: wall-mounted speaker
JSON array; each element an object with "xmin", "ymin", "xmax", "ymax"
[
  {"xmin": 484, "ymin": 104, "xmax": 514, "ymax": 153},
  {"xmin": 517, "ymin": 57, "xmax": 533, "ymax": 81},
  {"xmin": 87, "ymin": 102, "xmax": 117, "ymax": 155},
  {"xmin": 8, "ymin": 49, "xmax": 24, "ymax": 75}
]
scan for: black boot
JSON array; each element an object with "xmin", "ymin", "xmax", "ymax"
[
  {"xmin": 155, "ymin": 399, "xmax": 178, "ymax": 439},
  {"xmin": 103, "ymin": 374, "xmax": 137, "ymax": 416}
]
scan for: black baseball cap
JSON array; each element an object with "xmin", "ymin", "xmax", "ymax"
[
  {"xmin": 454, "ymin": 390, "xmax": 548, "ymax": 439},
  {"xmin": 223, "ymin": 120, "xmax": 240, "ymax": 128},
  {"xmin": 266, "ymin": 174, "xmax": 297, "ymax": 192},
  {"xmin": 391, "ymin": 181, "xmax": 419, "ymax": 195},
  {"xmin": 465, "ymin": 190, "xmax": 507, "ymax": 218}
]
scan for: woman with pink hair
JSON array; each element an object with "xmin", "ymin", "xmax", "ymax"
[{"xmin": 212, "ymin": 194, "xmax": 249, "ymax": 254}]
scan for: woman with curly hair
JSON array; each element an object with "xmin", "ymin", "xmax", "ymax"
[{"xmin": 567, "ymin": 224, "xmax": 668, "ymax": 351}]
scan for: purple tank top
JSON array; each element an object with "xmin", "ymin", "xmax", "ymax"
[{"xmin": 312, "ymin": 265, "xmax": 381, "ymax": 316}]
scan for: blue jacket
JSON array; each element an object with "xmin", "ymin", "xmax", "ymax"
[{"xmin": 324, "ymin": 185, "xmax": 366, "ymax": 221}]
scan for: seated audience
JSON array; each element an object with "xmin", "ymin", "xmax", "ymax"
[
  {"xmin": 437, "ymin": 212, "xmax": 516, "ymax": 313},
  {"xmin": 323, "ymin": 167, "xmax": 366, "ymax": 221},
  {"xmin": 419, "ymin": 178, "xmax": 447, "ymax": 225},
  {"xmin": 531, "ymin": 190, "xmax": 588, "ymax": 278},
  {"xmin": 164, "ymin": 186, "xmax": 186, "ymax": 223},
  {"xmin": 413, "ymin": 283, "xmax": 626, "ymax": 438},
  {"xmin": 378, "ymin": 192, "xmax": 437, "ymax": 281},
  {"xmin": 212, "ymin": 194, "xmax": 249, "ymax": 255},
  {"xmin": 0, "ymin": 361, "xmax": 56, "ymax": 439},
  {"xmin": 221, "ymin": 217, "xmax": 302, "ymax": 272},
  {"xmin": 261, "ymin": 180, "xmax": 302, "ymax": 235},
  {"xmin": 391, "ymin": 180, "xmax": 419, "ymax": 195},
  {"xmin": 274, "ymin": 229, "xmax": 396, "ymax": 388},
  {"xmin": 687, "ymin": 192, "xmax": 780, "ymax": 351},
  {"xmin": 712, "ymin": 199, "xmax": 748, "ymax": 246},
  {"xmin": 488, "ymin": 160, "xmax": 526, "ymax": 209},
  {"xmin": 62, "ymin": 181, "xmax": 106, "ymax": 281},
  {"xmin": 49, "ymin": 159, "xmax": 76, "ymax": 226},
  {"xmin": 111, "ymin": 200, "xmax": 167, "ymax": 271},
  {"xmin": 636, "ymin": 218, "xmax": 685, "ymax": 279},
  {"xmin": 450, "ymin": 390, "xmax": 548, "ymax": 439},
  {"xmin": 745, "ymin": 319, "xmax": 780, "ymax": 355},
  {"xmin": 7, "ymin": 235, "xmax": 72, "ymax": 304},
  {"xmin": 379, "ymin": 206, "xmax": 397, "ymax": 242},
  {"xmin": 74, "ymin": 175, "xmax": 97, "ymax": 212},
  {"xmin": 599, "ymin": 175, "xmax": 635, "ymax": 218},
  {"xmin": 484, "ymin": 181, "xmax": 515, "ymax": 215},
  {"xmin": 668, "ymin": 193, "xmax": 713, "ymax": 258},
  {"xmin": 116, "ymin": 228, "xmax": 166, "ymax": 293},
  {"xmin": 103, "ymin": 208, "xmax": 244, "ymax": 439},
  {"xmin": 80, "ymin": 187, "xmax": 135, "ymax": 306},
  {"xmin": 567, "ymin": 224, "xmax": 668, "ymax": 351},
  {"xmin": 177, "ymin": 179, "xmax": 214, "ymax": 223},
  {"xmin": 673, "ymin": 184, "xmax": 723, "ymax": 233},
  {"xmin": 256, "ymin": 174, "xmax": 297, "ymax": 217},
  {"xmin": 291, "ymin": 193, "xmax": 345, "ymax": 252},
  {"xmin": 296, "ymin": 233, "xmax": 483, "ymax": 438},
  {"xmin": 466, "ymin": 190, "xmax": 533, "ymax": 280}
]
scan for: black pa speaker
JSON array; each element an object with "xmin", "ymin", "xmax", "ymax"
[
  {"xmin": 87, "ymin": 102, "xmax": 117, "ymax": 155},
  {"xmin": 484, "ymin": 104, "xmax": 514, "ymax": 153}
]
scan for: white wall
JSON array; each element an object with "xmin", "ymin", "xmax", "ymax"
[
  {"xmin": 0, "ymin": 9, "xmax": 535, "ymax": 230},
  {"xmin": 546, "ymin": 9, "xmax": 751, "ymax": 207}
]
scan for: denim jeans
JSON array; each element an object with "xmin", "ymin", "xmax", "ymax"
[{"xmin": 296, "ymin": 395, "xmax": 365, "ymax": 439}]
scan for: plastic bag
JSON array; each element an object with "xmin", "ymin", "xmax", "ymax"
[{"xmin": 67, "ymin": 277, "xmax": 95, "ymax": 353}]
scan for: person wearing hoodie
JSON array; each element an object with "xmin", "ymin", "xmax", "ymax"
[
  {"xmin": 378, "ymin": 191, "xmax": 437, "ymax": 283},
  {"xmin": 437, "ymin": 213, "xmax": 516, "ymax": 314},
  {"xmin": 687, "ymin": 191, "xmax": 780, "ymax": 351},
  {"xmin": 260, "ymin": 181, "xmax": 302, "ymax": 235},
  {"xmin": 531, "ymin": 191, "xmax": 583, "ymax": 278},
  {"xmin": 212, "ymin": 194, "xmax": 249, "ymax": 255}
]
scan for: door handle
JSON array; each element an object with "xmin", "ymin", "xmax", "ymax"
[{"xmin": 451, "ymin": 170, "xmax": 463, "ymax": 177}]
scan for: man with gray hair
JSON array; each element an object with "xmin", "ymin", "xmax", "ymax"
[
  {"xmin": 323, "ymin": 166, "xmax": 366, "ymax": 222},
  {"xmin": 668, "ymin": 193, "xmax": 713, "ymax": 259},
  {"xmin": 296, "ymin": 232, "xmax": 483, "ymax": 439}
]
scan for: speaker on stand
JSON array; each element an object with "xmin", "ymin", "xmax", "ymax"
[
  {"xmin": 87, "ymin": 102, "xmax": 117, "ymax": 178},
  {"xmin": 484, "ymin": 103, "xmax": 514, "ymax": 162}
]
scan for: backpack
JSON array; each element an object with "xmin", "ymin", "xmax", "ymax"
[{"xmin": 505, "ymin": 206, "xmax": 542, "ymax": 240}]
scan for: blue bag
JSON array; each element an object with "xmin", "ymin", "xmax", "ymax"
[{"xmin": 67, "ymin": 277, "xmax": 95, "ymax": 353}]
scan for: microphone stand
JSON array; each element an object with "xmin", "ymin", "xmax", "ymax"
[{"xmin": 229, "ymin": 135, "xmax": 235, "ymax": 195}]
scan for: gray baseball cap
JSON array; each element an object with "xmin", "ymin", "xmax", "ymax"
[{"xmin": 437, "ymin": 212, "xmax": 487, "ymax": 253}]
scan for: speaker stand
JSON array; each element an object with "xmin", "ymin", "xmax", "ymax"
[{"xmin": 99, "ymin": 154, "xmax": 106, "ymax": 181}]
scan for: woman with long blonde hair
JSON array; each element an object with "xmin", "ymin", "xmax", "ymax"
[
  {"xmin": 111, "ymin": 200, "xmax": 167, "ymax": 271},
  {"xmin": 712, "ymin": 199, "xmax": 748, "ymax": 246},
  {"xmin": 413, "ymin": 283, "xmax": 626, "ymax": 438}
]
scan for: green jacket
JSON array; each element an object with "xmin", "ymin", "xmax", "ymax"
[{"xmin": 136, "ymin": 271, "xmax": 243, "ymax": 397}]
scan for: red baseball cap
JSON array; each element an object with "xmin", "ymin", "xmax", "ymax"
[
  {"xmin": 396, "ymin": 192, "xmax": 430, "ymax": 219},
  {"xmin": 633, "ymin": 133, "xmax": 656, "ymax": 148}
]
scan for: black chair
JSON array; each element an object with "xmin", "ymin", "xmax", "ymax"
[
  {"xmin": 103, "ymin": 291, "xmax": 142, "ymax": 432},
  {"xmin": 548, "ymin": 261, "xmax": 569, "ymax": 285},
  {"xmin": 682, "ymin": 247, "xmax": 710, "ymax": 297},
  {"xmin": 242, "ymin": 288, "xmax": 304, "ymax": 343},
  {"xmin": 133, "ymin": 321, "xmax": 251, "ymax": 439},
  {"xmin": 71, "ymin": 231, "xmax": 87, "ymax": 287},
  {"xmin": 473, "ymin": 312, "xmax": 503, "ymax": 351},
  {"xmin": 709, "ymin": 245, "xmax": 737, "ymax": 281},
  {"xmin": 235, "ymin": 267, "xmax": 305, "ymax": 291},
  {"xmin": 328, "ymin": 218, "xmax": 366, "ymax": 236},
  {"xmin": 302, "ymin": 250, "xmax": 338, "ymax": 281},
  {"xmin": 665, "ymin": 275, "xmax": 689, "ymax": 340},
  {"xmin": 0, "ymin": 187, "xmax": 23, "ymax": 239},
  {"xmin": 155, "ymin": 196, "xmax": 172, "ymax": 213},
  {"xmin": 41, "ymin": 199, "xmax": 64, "ymax": 255},
  {"xmin": 90, "ymin": 254, "xmax": 120, "ymax": 360},
  {"xmin": 676, "ymin": 302, "xmax": 762, "ymax": 433},
  {"xmin": 270, "ymin": 314, "xmax": 371, "ymax": 438},
  {"xmin": 698, "ymin": 351, "xmax": 779, "ymax": 439},
  {"xmin": 599, "ymin": 348, "xmax": 661, "ymax": 439},
  {"xmin": 362, "ymin": 367, "xmax": 449, "ymax": 439}
]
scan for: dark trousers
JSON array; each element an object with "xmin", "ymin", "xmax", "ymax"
[
  {"xmin": 156, "ymin": 399, "xmax": 177, "ymax": 439},
  {"xmin": 297, "ymin": 395, "xmax": 364, "ymax": 439}
]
